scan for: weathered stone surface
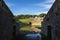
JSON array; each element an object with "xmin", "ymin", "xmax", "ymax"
[
  {"xmin": 0, "ymin": 0, "xmax": 16, "ymax": 40},
  {"xmin": 41, "ymin": 0, "xmax": 60, "ymax": 40}
]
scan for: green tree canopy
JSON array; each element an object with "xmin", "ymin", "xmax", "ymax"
[
  {"xmin": 39, "ymin": 13, "xmax": 46, "ymax": 17},
  {"xmin": 14, "ymin": 14, "xmax": 38, "ymax": 19}
]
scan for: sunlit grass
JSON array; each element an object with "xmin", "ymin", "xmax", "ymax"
[
  {"xmin": 35, "ymin": 25, "xmax": 42, "ymax": 29},
  {"xmin": 19, "ymin": 18, "xmax": 33, "ymax": 24},
  {"xmin": 35, "ymin": 25, "xmax": 41, "ymax": 27},
  {"xmin": 20, "ymin": 26, "xmax": 32, "ymax": 31},
  {"xmin": 20, "ymin": 26, "xmax": 37, "ymax": 34}
]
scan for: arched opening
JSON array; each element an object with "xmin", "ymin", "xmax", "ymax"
[
  {"xmin": 12, "ymin": 25, "xmax": 16, "ymax": 40},
  {"xmin": 47, "ymin": 25, "xmax": 52, "ymax": 40},
  {"xmin": 3, "ymin": 0, "xmax": 55, "ymax": 40}
]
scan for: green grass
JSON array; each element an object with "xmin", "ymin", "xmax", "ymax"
[
  {"xmin": 20, "ymin": 26, "xmax": 37, "ymax": 34},
  {"xmin": 19, "ymin": 18, "xmax": 42, "ymax": 34},
  {"xmin": 20, "ymin": 26, "xmax": 32, "ymax": 31},
  {"xmin": 35, "ymin": 25, "xmax": 42, "ymax": 29},
  {"xmin": 35, "ymin": 25, "xmax": 41, "ymax": 27},
  {"xmin": 19, "ymin": 18, "xmax": 33, "ymax": 24}
]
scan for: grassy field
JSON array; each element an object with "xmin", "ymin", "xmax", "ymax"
[
  {"xmin": 19, "ymin": 18, "xmax": 33, "ymax": 24},
  {"xmin": 20, "ymin": 26, "xmax": 36, "ymax": 34},
  {"xmin": 19, "ymin": 18, "xmax": 33, "ymax": 32},
  {"xmin": 35, "ymin": 25, "xmax": 42, "ymax": 29},
  {"xmin": 19, "ymin": 18, "xmax": 42, "ymax": 33},
  {"xmin": 20, "ymin": 26, "xmax": 32, "ymax": 31}
]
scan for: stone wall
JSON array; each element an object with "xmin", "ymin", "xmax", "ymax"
[
  {"xmin": 41, "ymin": 0, "xmax": 60, "ymax": 40},
  {"xmin": 0, "ymin": 0, "xmax": 16, "ymax": 40}
]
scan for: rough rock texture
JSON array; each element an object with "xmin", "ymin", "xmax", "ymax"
[
  {"xmin": 41, "ymin": 0, "xmax": 60, "ymax": 40},
  {"xmin": 0, "ymin": 0, "xmax": 16, "ymax": 40}
]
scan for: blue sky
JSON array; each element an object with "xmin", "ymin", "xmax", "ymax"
[{"xmin": 4, "ymin": 0, "xmax": 55, "ymax": 15}]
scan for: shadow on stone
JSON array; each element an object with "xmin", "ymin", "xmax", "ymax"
[{"xmin": 15, "ymin": 34, "xmax": 27, "ymax": 40}]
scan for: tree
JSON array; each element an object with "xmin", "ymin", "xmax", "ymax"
[{"xmin": 39, "ymin": 13, "xmax": 46, "ymax": 17}]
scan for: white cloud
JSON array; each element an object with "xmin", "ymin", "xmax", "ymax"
[
  {"xmin": 33, "ymin": 11, "xmax": 48, "ymax": 15},
  {"xmin": 34, "ymin": 0, "xmax": 55, "ymax": 9},
  {"xmin": 4, "ymin": 0, "xmax": 15, "ymax": 7},
  {"xmin": 14, "ymin": 8, "xmax": 48, "ymax": 15},
  {"xmin": 45, "ymin": 0, "xmax": 55, "ymax": 3},
  {"xmin": 44, "ymin": 0, "xmax": 55, "ymax": 8},
  {"xmin": 14, "ymin": 8, "xmax": 32, "ymax": 15},
  {"xmin": 6, "ymin": 3, "xmax": 14, "ymax": 7},
  {"xmin": 4, "ymin": 0, "xmax": 55, "ymax": 15},
  {"xmin": 32, "ymin": 0, "xmax": 55, "ymax": 15}
]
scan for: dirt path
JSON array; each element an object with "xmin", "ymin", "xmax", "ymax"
[
  {"xmin": 31, "ymin": 25, "xmax": 41, "ymax": 33},
  {"xmin": 30, "ymin": 18, "xmax": 42, "ymax": 33}
]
